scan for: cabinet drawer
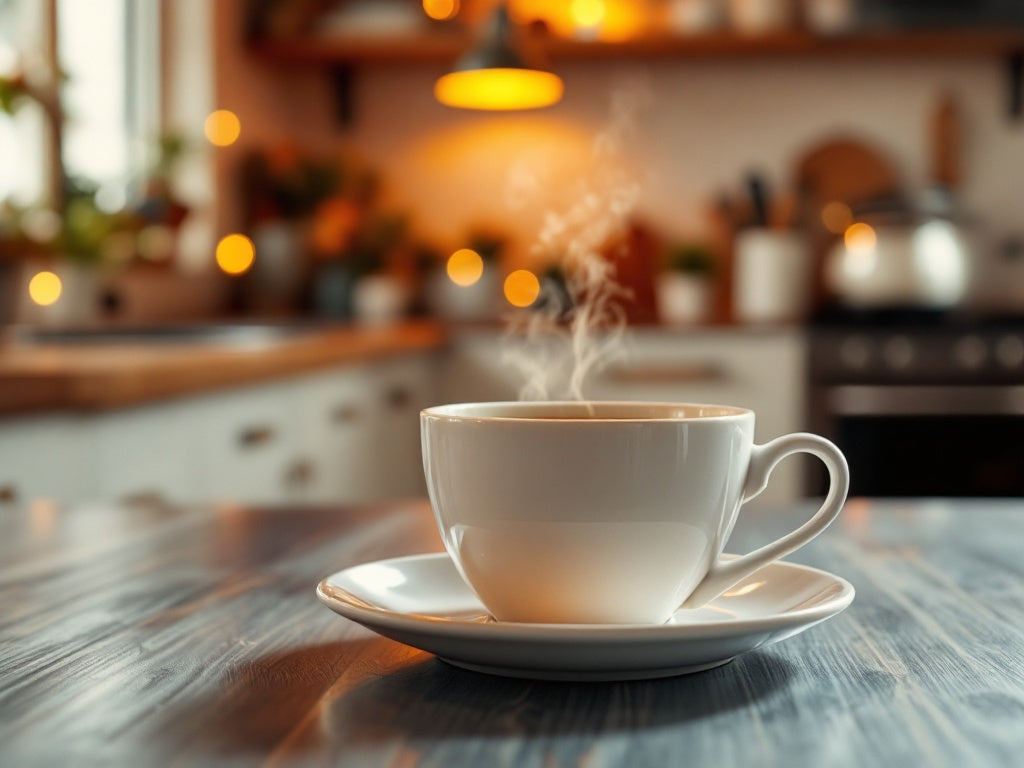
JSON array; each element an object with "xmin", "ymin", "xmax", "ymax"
[
  {"xmin": 368, "ymin": 354, "xmax": 439, "ymax": 499},
  {"xmin": 191, "ymin": 381, "xmax": 302, "ymax": 505},
  {"xmin": 94, "ymin": 402, "xmax": 198, "ymax": 505},
  {"xmin": 296, "ymin": 366, "xmax": 376, "ymax": 504}
]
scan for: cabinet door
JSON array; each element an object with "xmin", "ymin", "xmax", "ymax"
[
  {"xmin": 587, "ymin": 330, "xmax": 807, "ymax": 506},
  {"xmin": 190, "ymin": 381, "xmax": 302, "ymax": 506},
  {"xmin": 94, "ymin": 401, "xmax": 198, "ymax": 505},
  {"xmin": 367, "ymin": 353, "xmax": 439, "ymax": 500},
  {"xmin": 0, "ymin": 416, "xmax": 94, "ymax": 508},
  {"xmin": 296, "ymin": 365, "xmax": 376, "ymax": 504}
]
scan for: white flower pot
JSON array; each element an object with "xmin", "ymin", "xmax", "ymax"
[
  {"xmin": 656, "ymin": 273, "xmax": 713, "ymax": 326},
  {"xmin": 352, "ymin": 274, "xmax": 409, "ymax": 325}
]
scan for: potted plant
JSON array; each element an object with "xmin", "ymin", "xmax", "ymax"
[
  {"xmin": 656, "ymin": 243, "xmax": 716, "ymax": 326},
  {"xmin": 2, "ymin": 60, "xmax": 192, "ymax": 325}
]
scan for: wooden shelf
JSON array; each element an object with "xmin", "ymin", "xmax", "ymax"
[
  {"xmin": 251, "ymin": 29, "xmax": 1024, "ymax": 67},
  {"xmin": 252, "ymin": 33, "xmax": 469, "ymax": 65}
]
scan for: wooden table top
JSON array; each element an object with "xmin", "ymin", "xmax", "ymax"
[
  {"xmin": 0, "ymin": 320, "xmax": 446, "ymax": 414},
  {"xmin": 1, "ymin": 497, "xmax": 1022, "ymax": 767}
]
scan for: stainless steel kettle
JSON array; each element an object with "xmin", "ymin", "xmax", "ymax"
[{"xmin": 824, "ymin": 217, "xmax": 976, "ymax": 309}]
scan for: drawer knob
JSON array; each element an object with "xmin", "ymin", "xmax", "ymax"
[
  {"xmin": 386, "ymin": 386, "xmax": 411, "ymax": 409},
  {"xmin": 331, "ymin": 404, "xmax": 362, "ymax": 424},
  {"xmin": 238, "ymin": 426, "xmax": 276, "ymax": 448}
]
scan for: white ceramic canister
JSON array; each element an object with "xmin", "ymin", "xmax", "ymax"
[{"xmin": 733, "ymin": 228, "xmax": 812, "ymax": 324}]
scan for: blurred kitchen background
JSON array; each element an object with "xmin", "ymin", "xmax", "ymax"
[{"xmin": 2, "ymin": 0, "xmax": 1024, "ymax": 512}]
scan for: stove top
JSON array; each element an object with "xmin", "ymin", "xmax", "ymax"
[
  {"xmin": 809, "ymin": 306, "xmax": 1024, "ymax": 383},
  {"xmin": 811, "ymin": 305, "xmax": 1024, "ymax": 331}
]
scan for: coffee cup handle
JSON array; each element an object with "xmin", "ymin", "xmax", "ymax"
[{"xmin": 681, "ymin": 432, "xmax": 850, "ymax": 609}]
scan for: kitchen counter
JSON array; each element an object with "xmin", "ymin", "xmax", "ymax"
[
  {"xmin": 2, "ymin": 497, "xmax": 1021, "ymax": 767},
  {"xmin": 0, "ymin": 320, "xmax": 446, "ymax": 414}
]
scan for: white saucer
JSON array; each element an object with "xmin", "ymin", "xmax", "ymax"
[{"xmin": 316, "ymin": 553, "xmax": 854, "ymax": 681}]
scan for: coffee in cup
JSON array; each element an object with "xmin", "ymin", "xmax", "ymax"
[{"xmin": 421, "ymin": 401, "xmax": 849, "ymax": 625}]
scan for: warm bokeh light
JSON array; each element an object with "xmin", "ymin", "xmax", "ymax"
[
  {"xmin": 29, "ymin": 499, "xmax": 58, "ymax": 541},
  {"xmin": 595, "ymin": 1, "xmax": 646, "ymax": 41},
  {"xmin": 215, "ymin": 234, "xmax": 255, "ymax": 275},
  {"xmin": 570, "ymin": 0, "xmax": 605, "ymax": 28},
  {"xmin": 504, "ymin": 269, "xmax": 541, "ymax": 307},
  {"xmin": 204, "ymin": 109, "xmax": 241, "ymax": 147},
  {"xmin": 844, "ymin": 222, "xmax": 877, "ymax": 254},
  {"xmin": 28, "ymin": 270, "xmax": 62, "ymax": 307},
  {"xmin": 435, "ymin": 69, "xmax": 564, "ymax": 111},
  {"xmin": 446, "ymin": 248, "xmax": 485, "ymax": 286},
  {"xmin": 422, "ymin": 0, "xmax": 459, "ymax": 21},
  {"xmin": 28, "ymin": 271, "xmax": 62, "ymax": 306},
  {"xmin": 821, "ymin": 201, "xmax": 853, "ymax": 234},
  {"xmin": 511, "ymin": 0, "xmax": 643, "ymax": 40}
]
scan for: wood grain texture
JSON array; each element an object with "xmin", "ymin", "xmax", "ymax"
[
  {"xmin": 0, "ymin": 321, "xmax": 446, "ymax": 415},
  {"xmin": 1, "ymin": 498, "xmax": 1022, "ymax": 767}
]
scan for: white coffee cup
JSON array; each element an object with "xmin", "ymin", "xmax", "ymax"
[{"xmin": 421, "ymin": 401, "xmax": 849, "ymax": 625}]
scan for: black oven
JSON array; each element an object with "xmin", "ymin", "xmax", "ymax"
[{"xmin": 807, "ymin": 310, "xmax": 1024, "ymax": 497}]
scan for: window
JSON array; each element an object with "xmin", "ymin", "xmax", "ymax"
[
  {"xmin": 0, "ymin": 0, "xmax": 161, "ymax": 209},
  {"xmin": 0, "ymin": 0, "xmax": 46, "ymax": 204}
]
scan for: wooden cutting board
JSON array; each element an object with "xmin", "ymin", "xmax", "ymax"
[
  {"xmin": 793, "ymin": 137, "xmax": 902, "ymax": 214},
  {"xmin": 930, "ymin": 94, "xmax": 961, "ymax": 190}
]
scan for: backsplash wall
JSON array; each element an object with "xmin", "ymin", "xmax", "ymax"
[{"xmin": 210, "ymin": 3, "xmax": 1024, "ymax": 272}]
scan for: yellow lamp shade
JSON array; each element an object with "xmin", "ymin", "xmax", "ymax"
[{"xmin": 435, "ymin": 67, "xmax": 563, "ymax": 111}]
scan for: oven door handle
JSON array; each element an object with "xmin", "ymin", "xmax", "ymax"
[{"xmin": 826, "ymin": 385, "xmax": 1024, "ymax": 416}]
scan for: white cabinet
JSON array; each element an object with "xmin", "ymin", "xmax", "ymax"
[
  {"xmin": 183, "ymin": 352, "xmax": 437, "ymax": 505},
  {"xmin": 588, "ymin": 329, "xmax": 808, "ymax": 506},
  {"xmin": 0, "ymin": 350, "xmax": 439, "ymax": 509},
  {"xmin": 189, "ymin": 380, "xmax": 305, "ymax": 506},
  {"xmin": 439, "ymin": 327, "xmax": 809, "ymax": 507},
  {"xmin": 0, "ymin": 334, "xmax": 806, "ymax": 509},
  {"xmin": 94, "ymin": 400, "xmax": 200, "ymax": 505},
  {"xmin": 295, "ymin": 364, "xmax": 377, "ymax": 504},
  {"xmin": 0, "ymin": 415, "xmax": 94, "ymax": 508},
  {"xmin": 365, "ymin": 353, "xmax": 439, "ymax": 500}
]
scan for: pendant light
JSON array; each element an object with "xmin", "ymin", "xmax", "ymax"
[{"xmin": 434, "ymin": 5, "xmax": 563, "ymax": 111}]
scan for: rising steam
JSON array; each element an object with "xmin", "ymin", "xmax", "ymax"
[{"xmin": 502, "ymin": 82, "xmax": 650, "ymax": 402}]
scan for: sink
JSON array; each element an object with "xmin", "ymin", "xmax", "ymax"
[{"xmin": 11, "ymin": 320, "xmax": 337, "ymax": 347}]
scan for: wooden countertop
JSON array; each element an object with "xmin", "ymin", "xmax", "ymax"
[
  {"xmin": 0, "ymin": 321, "xmax": 446, "ymax": 415},
  {"xmin": 1, "ymin": 497, "xmax": 1021, "ymax": 767}
]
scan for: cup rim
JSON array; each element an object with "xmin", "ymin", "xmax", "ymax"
[{"xmin": 421, "ymin": 401, "xmax": 752, "ymax": 422}]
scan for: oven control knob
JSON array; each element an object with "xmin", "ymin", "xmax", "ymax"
[
  {"xmin": 883, "ymin": 335, "xmax": 914, "ymax": 370},
  {"xmin": 839, "ymin": 336, "xmax": 872, "ymax": 370},
  {"xmin": 996, "ymin": 335, "xmax": 1024, "ymax": 369},
  {"xmin": 954, "ymin": 335, "xmax": 987, "ymax": 370}
]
